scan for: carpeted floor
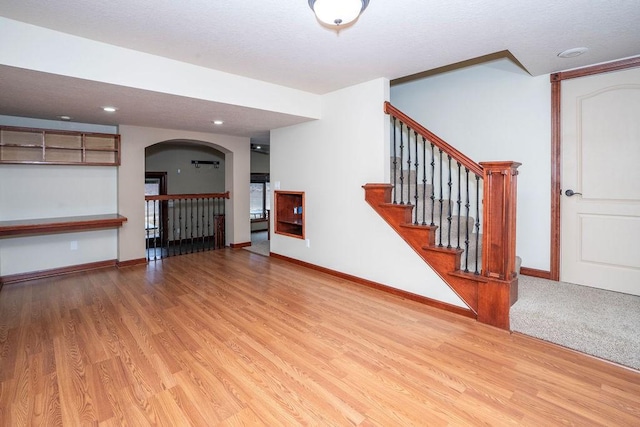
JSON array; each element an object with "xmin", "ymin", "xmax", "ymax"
[{"xmin": 511, "ymin": 275, "xmax": 640, "ymax": 371}]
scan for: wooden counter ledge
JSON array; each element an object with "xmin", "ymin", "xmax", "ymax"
[{"xmin": 0, "ymin": 214, "xmax": 127, "ymax": 237}]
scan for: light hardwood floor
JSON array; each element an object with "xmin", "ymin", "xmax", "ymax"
[{"xmin": 1, "ymin": 249, "xmax": 639, "ymax": 426}]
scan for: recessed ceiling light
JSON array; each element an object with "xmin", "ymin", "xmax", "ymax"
[
  {"xmin": 212, "ymin": 120, "xmax": 224, "ymax": 125},
  {"xmin": 57, "ymin": 115, "xmax": 72, "ymax": 121},
  {"xmin": 102, "ymin": 106, "xmax": 118, "ymax": 112},
  {"xmin": 558, "ymin": 47, "xmax": 589, "ymax": 58}
]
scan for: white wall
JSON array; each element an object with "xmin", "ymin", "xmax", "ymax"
[
  {"xmin": 0, "ymin": 117, "xmax": 118, "ymax": 276},
  {"xmin": 145, "ymin": 143, "xmax": 226, "ymax": 194},
  {"xmin": 0, "ymin": 165, "xmax": 118, "ymax": 275},
  {"xmin": 391, "ymin": 59, "xmax": 551, "ymax": 271},
  {"xmin": 271, "ymin": 78, "xmax": 465, "ymax": 308},
  {"xmin": 250, "ymin": 151, "xmax": 270, "ymax": 174}
]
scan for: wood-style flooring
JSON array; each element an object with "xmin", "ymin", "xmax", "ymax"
[{"xmin": 1, "ymin": 249, "xmax": 639, "ymax": 426}]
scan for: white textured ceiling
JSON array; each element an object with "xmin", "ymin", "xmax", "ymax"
[{"xmin": 1, "ymin": 0, "xmax": 639, "ymax": 140}]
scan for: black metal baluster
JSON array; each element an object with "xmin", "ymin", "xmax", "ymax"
[
  {"xmin": 220, "ymin": 197, "xmax": 225, "ymax": 248},
  {"xmin": 399, "ymin": 121, "xmax": 405, "ymax": 205},
  {"xmin": 207, "ymin": 198, "xmax": 211, "ymax": 252},
  {"xmin": 203, "ymin": 198, "xmax": 207, "ymax": 252},
  {"xmin": 153, "ymin": 198, "xmax": 158, "ymax": 259},
  {"xmin": 157, "ymin": 198, "xmax": 162, "ymax": 259},
  {"xmin": 438, "ymin": 148, "xmax": 444, "ymax": 247},
  {"xmin": 206, "ymin": 197, "xmax": 210, "ymax": 251},
  {"xmin": 145, "ymin": 200, "xmax": 150, "ymax": 260},
  {"xmin": 216, "ymin": 199, "xmax": 226, "ymax": 248},
  {"xmin": 406, "ymin": 126, "xmax": 412, "ymax": 211},
  {"xmin": 421, "ymin": 136, "xmax": 427, "ymax": 226},
  {"xmin": 194, "ymin": 197, "xmax": 199, "ymax": 252},
  {"xmin": 446, "ymin": 155, "xmax": 452, "ymax": 249},
  {"xmin": 185, "ymin": 198, "xmax": 189, "ymax": 253},
  {"xmin": 219, "ymin": 197, "xmax": 223, "ymax": 249},
  {"xmin": 185, "ymin": 199, "xmax": 189, "ymax": 254},
  {"xmin": 201, "ymin": 198, "xmax": 206, "ymax": 251},
  {"xmin": 475, "ymin": 174, "xmax": 481, "ymax": 275},
  {"xmin": 179, "ymin": 199, "xmax": 183, "ymax": 255},
  {"xmin": 171, "ymin": 198, "xmax": 176, "ymax": 257},
  {"xmin": 464, "ymin": 168, "xmax": 470, "ymax": 273},
  {"xmin": 190, "ymin": 198, "xmax": 195, "ymax": 253},
  {"xmin": 430, "ymin": 143, "xmax": 435, "ymax": 226},
  {"xmin": 392, "ymin": 116, "xmax": 397, "ymax": 204},
  {"xmin": 413, "ymin": 130, "xmax": 419, "ymax": 225},
  {"xmin": 211, "ymin": 199, "xmax": 218, "ymax": 249},
  {"xmin": 456, "ymin": 163, "xmax": 462, "ymax": 250},
  {"xmin": 212, "ymin": 197, "xmax": 218, "ymax": 249},
  {"xmin": 193, "ymin": 198, "xmax": 197, "ymax": 253},
  {"xmin": 214, "ymin": 197, "xmax": 218, "ymax": 250},
  {"xmin": 162, "ymin": 199, "xmax": 168, "ymax": 259}
]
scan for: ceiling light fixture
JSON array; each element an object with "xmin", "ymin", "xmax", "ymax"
[
  {"xmin": 308, "ymin": 0, "xmax": 369, "ymax": 27},
  {"xmin": 102, "ymin": 106, "xmax": 118, "ymax": 112},
  {"xmin": 557, "ymin": 47, "xmax": 589, "ymax": 58},
  {"xmin": 212, "ymin": 120, "xmax": 224, "ymax": 125},
  {"xmin": 57, "ymin": 115, "xmax": 72, "ymax": 121}
]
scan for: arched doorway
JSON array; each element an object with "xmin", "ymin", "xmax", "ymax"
[
  {"xmin": 116, "ymin": 125, "xmax": 252, "ymax": 265},
  {"xmin": 144, "ymin": 140, "xmax": 228, "ymax": 260}
]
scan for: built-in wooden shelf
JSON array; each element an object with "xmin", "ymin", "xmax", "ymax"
[
  {"xmin": 0, "ymin": 214, "xmax": 127, "ymax": 237},
  {"xmin": 0, "ymin": 126, "xmax": 120, "ymax": 166},
  {"xmin": 274, "ymin": 191, "xmax": 305, "ymax": 239}
]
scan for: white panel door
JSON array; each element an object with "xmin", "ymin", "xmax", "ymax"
[{"xmin": 561, "ymin": 67, "xmax": 640, "ymax": 295}]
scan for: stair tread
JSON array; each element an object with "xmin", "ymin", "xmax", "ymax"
[{"xmin": 399, "ymin": 222, "xmax": 437, "ymax": 230}]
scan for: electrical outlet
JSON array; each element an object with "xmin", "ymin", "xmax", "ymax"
[{"xmin": 306, "ymin": 239, "xmax": 310, "ymax": 248}]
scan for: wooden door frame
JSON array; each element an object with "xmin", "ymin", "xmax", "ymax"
[
  {"xmin": 145, "ymin": 171, "xmax": 168, "ymax": 245},
  {"xmin": 548, "ymin": 56, "xmax": 640, "ymax": 281}
]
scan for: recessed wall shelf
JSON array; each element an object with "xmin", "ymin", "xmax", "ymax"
[{"xmin": 274, "ymin": 191, "xmax": 305, "ymax": 239}]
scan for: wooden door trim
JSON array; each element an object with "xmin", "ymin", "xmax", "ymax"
[
  {"xmin": 145, "ymin": 172, "xmax": 168, "ymax": 245},
  {"xmin": 548, "ymin": 56, "xmax": 640, "ymax": 281}
]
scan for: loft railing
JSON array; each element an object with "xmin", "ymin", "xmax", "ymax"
[
  {"xmin": 144, "ymin": 192, "xmax": 229, "ymax": 260},
  {"xmin": 385, "ymin": 102, "xmax": 520, "ymax": 282}
]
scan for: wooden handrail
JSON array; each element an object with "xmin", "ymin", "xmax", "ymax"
[
  {"xmin": 384, "ymin": 101, "xmax": 483, "ymax": 177},
  {"xmin": 145, "ymin": 192, "xmax": 230, "ymax": 201}
]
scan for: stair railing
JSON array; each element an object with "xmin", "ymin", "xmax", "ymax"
[
  {"xmin": 384, "ymin": 102, "xmax": 520, "ymax": 283},
  {"xmin": 144, "ymin": 192, "xmax": 229, "ymax": 260},
  {"xmin": 387, "ymin": 102, "xmax": 484, "ymax": 274}
]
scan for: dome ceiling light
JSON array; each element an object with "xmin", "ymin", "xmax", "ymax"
[
  {"xmin": 308, "ymin": 0, "xmax": 370, "ymax": 27},
  {"xmin": 557, "ymin": 47, "xmax": 589, "ymax": 58}
]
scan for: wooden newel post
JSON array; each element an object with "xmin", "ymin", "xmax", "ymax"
[{"xmin": 478, "ymin": 161, "xmax": 521, "ymax": 329}]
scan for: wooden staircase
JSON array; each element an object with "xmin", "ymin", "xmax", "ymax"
[{"xmin": 364, "ymin": 102, "xmax": 521, "ymax": 330}]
